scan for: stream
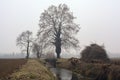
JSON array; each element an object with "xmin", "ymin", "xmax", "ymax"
[
  {"xmin": 50, "ymin": 68, "xmax": 73, "ymax": 80},
  {"xmin": 45, "ymin": 59, "xmax": 92, "ymax": 80},
  {"xmin": 50, "ymin": 68, "xmax": 91, "ymax": 80}
]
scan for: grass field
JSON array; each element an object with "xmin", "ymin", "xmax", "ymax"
[
  {"xmin": 0, "ymin": 59, "xmax": 27, "ymax": 79},
  {"xmin": 0, "ymin": 59, "xmax": 55, "ymax": 80}
]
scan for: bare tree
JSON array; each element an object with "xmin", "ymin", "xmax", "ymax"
[
  {"xmin": 16, "ymin": 30, "xmax": 33, "ymax": 59},
  {"xmin": 32, "ymin": 34, "xmax": 48, "ymax": 58},
  {"xmin": 38, "ymin": 4, "xmax": 80, "ymax": 58},
  {"xmin": 32, "ymin": 42, "xmax": 42, "ymax": 58}
]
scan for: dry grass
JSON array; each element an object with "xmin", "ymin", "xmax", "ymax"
[
  {"xmin": 57, "ymin": 58, "xmax": 71, "ymax": 69},
  {"xmin": 57, "ymin": 58, "xmax": 120, "ymax": 80},
  {"xmin": 10, "ymin": 59, "xmax": 55, "ymax": 80},
  {"xmin": 110, "ymin": 58, "xmax": 120, "ymax": 65},
  {"xmin": 0, "ymin": 59, "xmax": 27, "ymax": 79}
]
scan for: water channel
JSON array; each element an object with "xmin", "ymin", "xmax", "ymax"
[
  {"xmin": 50, "ymin": 67, "xmax": 92, "ymax": 80},
  {"xmin": 50, "ymin": 68, "xmax": 73, "ymax": 80},
  {"xmin": 45, "ymin": 59, "xmax": 92, "ymax": 80}
]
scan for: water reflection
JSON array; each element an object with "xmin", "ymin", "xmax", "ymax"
[
  {"xmin": 71, "ymin": 73, "xmax": 78, "ymax": 80},
  {"xmin": 50, "ymin": 68, "xmax": 92, "ymax": 80},
  {"xmin": 50, "ymin": 68, "xmax": 72, "ymax": 80}
]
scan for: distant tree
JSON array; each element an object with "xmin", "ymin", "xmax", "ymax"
[
  {"xmin": 32, "ymin": 33, "xmax": 48, "ymax": 58},
  {"xmin": 32, "ymin": 42, "xmax": 40, "ymax": 58},
  {"xmin": 16, "ymin": 30, "xmax": 33, "ymax": 59},
  {"xmin": 32, "ymin": 42, "xmax": 43, "ymax": 58},
  {"xmin": 81, "ymin": 43, "xmax": 110, "ymax": 62},
  {"xmin": 38, "ymin": 4, "xmax": 80, "ymax": 58}
]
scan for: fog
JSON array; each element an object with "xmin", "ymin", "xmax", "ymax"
[{"xmin": 0, "ymin": 0, "xmax": 120, "ymax": 57}]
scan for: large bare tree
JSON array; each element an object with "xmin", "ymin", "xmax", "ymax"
[
  {"xmin": 38, "ymin": 4, "xmax": 80, "ymax": 58},
  {"xmin": 16, "ymin": 30, "xmax": 33, "ymax": 59}
]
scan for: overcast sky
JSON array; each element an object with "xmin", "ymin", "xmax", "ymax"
[{"xmin": 0, "ymin": 0, "xmax": 120, "ymax": 55}]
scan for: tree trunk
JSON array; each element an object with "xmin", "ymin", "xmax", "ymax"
[
  {"xmin": 55, "ymin": 25, "xmax": 61, "ymax": 58},
  {"xmin": 56, "ymin": 48, "xmax": 61, "ymax": 58},
  {"xmin": 56, "ymin": 52, "xmax": 60, "ymax": 58},
  {"xmin": 37, "ymin": 52, "xmax": 40, "ymax": 58},
  {"xmin": 26, "ymin": 42, "xmax": 29, "ymax": 59},
  {"xmin": 55, "ymin": 38, "xmax": 61, "ymax": 58}
]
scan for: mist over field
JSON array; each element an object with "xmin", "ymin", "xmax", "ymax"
[
  {"xmin": 0, "ymin": 52, "xmax": 119, "ymax": 59},
  {"xmin": 0, "ymin": 0, "xmax": 120, "ymax": 57}
]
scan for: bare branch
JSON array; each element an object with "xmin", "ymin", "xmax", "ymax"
[{"xmin": 37, "ymin": 4, "xmax": 80, "ymax": 58}]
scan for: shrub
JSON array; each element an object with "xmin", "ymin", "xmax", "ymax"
[{"xmin": 81, "ymin": 43, "xmax": 109, "ymax": 62}]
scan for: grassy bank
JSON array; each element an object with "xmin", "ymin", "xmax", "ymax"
[
  {"xmin": 57, "ymin": 58, "xmax": 120, "ymax": 80},
  {"xmin": 10, "ymin": 59, "xmax": 55, "ymax": 80}
]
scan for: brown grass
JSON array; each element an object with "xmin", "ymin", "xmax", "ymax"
[
  {"xmin": 110, "ymin": 58, "xmax": 120, "ymax": 65},
  {"xmin": 57, "ymin": 58, "xmax": 120, "ymax": 80},
  {"xmin": 10, "ymin": 59, "xmax": 55, "ymax": 80},
  {"xmin": 0, "ymin": 59, "xmax": 27, "ymax": 79}
]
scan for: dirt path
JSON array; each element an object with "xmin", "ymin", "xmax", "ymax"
[{"xmin": 9, "ymin": 59, "xmax": 55, "ymax": 80}]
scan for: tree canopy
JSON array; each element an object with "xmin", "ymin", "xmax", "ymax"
[
  {"xmin": 16, "ymin": 30, "xmax": 33, "ymax": 59},
  {"xmin": 37, "ymin": 4, "xmax": 80, "ymax": 58}
]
